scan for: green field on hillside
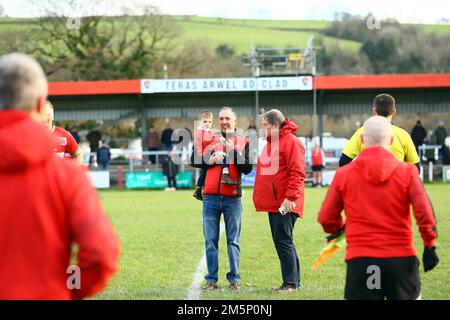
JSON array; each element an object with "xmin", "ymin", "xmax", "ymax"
[
  {"xmin": 1, "ymin": 16, "xmax": 449, "ymax": 55},
  {"xmin": 179, "ymin": 19, "xmax": 360, "ymax": 54},
  {"xmin": 95, "ymin": 183, "xmax": 450, "ymax": 300}
]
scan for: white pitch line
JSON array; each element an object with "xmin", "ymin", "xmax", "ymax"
[{"xmin": 186, "ymin": 222, "xmax": 225, "ymax": 300}]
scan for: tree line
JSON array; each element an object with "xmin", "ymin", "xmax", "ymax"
[
  {"xmin": 1, "ymin": 7, "xmax": 449, "ymax": 80},
  {"xmin": 317, "ymin": 13, "xmax": 450, "ymax": 74}
]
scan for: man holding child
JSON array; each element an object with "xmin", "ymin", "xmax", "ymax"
[{"xmin": 190, "ymin": 107, "xmax": 252, "ymax": 290}]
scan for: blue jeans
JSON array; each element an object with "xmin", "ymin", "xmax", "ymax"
[
  {"xmin": 98, "ymin": 162, "xmax": 109, "ymax": 171},
  {"xmin": 202, "ymin": 195, "xmax": 242, "ymax": 284}
]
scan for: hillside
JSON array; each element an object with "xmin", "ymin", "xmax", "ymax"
[{"xmin": 1, "ymin": 15, "xmax": 449, "ymax": 55}]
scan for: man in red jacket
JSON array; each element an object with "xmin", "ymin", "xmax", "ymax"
[
  {"xmin": 0, "ymin": 53, "xmax": 120, "ymax": 299},
  {"xmin": 318, "ymin": 116, "xmax": 439, "ymax": 300},
  {"xmin": 190, "ymin": 107, "xmax": 253, "ymax": 291},
  {"xmin": 253, "ymin": 109, "xmax": 306, "ymax": 291}
]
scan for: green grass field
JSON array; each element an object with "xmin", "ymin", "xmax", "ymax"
[
  {"xmin": 179, "ymin": 19, "xmax": 360, "ymax": 54},
  {"xmin": 94, "ymin": 183, "xmax": 450, "ymax": 300}
]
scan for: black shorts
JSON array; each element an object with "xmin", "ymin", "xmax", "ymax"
[
  {"xmin": 312, "ymin": 165, "xmax": 324, "ymax": 172},
  {"xmin": 345, "ymin": 256, "xmax": 420, "ymax": 300}
]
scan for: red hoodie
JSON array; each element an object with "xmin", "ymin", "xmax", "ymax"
[
  {"xmin": 318, "ymin": 147, "xmax": 437, "ymax": 260},
  {"xmin": 0, "ymin": 110, "xmax": 120, "ymax": 300},
  {"xmin": 253, "ymin": 119, "xmax": 306, "ymax": 217}
]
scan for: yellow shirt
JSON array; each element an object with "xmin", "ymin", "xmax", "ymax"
[{"xmin": 342, "ymin": 125, "xmax": 420, "ymax": 163}]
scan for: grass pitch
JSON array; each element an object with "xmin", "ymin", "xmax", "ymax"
[{"xmin": 95, "ymin": 183, "xmax": 450, "ymax": 300}]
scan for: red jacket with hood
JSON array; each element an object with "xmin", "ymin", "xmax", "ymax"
[
  {"xmin": 253, "ymin": 119, "xmax": 306, "ymax": 217},
  {"xmin": 318, "ymin": 147, "xmax": 437, "ymax": 260},
  {"xmin": 0, "ymin": 110, "xmax": 120, "ymax": 300}
]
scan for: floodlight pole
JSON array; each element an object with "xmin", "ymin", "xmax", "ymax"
[
  {"xmin": 255, "ymin": 66, "xmax": 260, "ymax": 123},
  {"xmin": 254, "ymin": 65, "xmax": 260, "ymax": 158},
  {"xmin": 311, "ymin": 47, "xmax": 323, "ymax": 147}
]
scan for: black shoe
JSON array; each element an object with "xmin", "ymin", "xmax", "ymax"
[
  {"xmin": 273, "ymin": 283, "xmax": 298, "ymax": 292},
  {"xmin": 193, "ymin": 187, "xmax": 203, "ymax": 201},
  {"xmin": 202, "ymin": 282, "xmax": 218, "ymax": 290}
]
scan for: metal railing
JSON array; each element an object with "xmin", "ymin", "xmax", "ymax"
[
  {"xmin": 85, "ymin": 149, "xmax": 188, "ymax": 172},
  {"xmin": 418, "ymin": 145, "xmax": 444, "ymax": 182}
]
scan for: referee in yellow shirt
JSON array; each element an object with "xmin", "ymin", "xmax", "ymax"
[{"xmin": 339, "ymin": 94, "xmax": 420, "ymax": 169}]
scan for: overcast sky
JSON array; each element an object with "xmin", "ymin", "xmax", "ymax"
[{"xmin": 1, "ymin": 0, "xmax": 449, "ymax": 24}]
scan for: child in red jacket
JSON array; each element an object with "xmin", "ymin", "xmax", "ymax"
[{"xmin": 193, "ymin": 111, "xmax": 235, "ymax": 200}]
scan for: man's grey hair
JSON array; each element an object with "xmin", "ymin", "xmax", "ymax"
[
  {"xmin": 261, "ymin": 109, "xmax": 286, "ymax": 127},
  {"xmin": 0, "ymin": 53, "xmax": 48, "ymax": 111},
  {"xmin": 220, "ymin": 107, "xmax": 237, "ymax": 117}
]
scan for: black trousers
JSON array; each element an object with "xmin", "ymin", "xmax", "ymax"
[
  {"xmin": 167, "ymin": 176, "xmax": 177, "ymax": 188},
  {"xmin": 345, "ymin": 257, "xmax": 421, "ymax": 300},
  {"xmin": 268, "ymin": 212, "xmax": 300, "ymax": 288},
  {"xmin": 148, "ymin": 147, "xmax": 159, "ymax": 164}
]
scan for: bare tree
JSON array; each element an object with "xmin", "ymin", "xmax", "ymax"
[{"xmin": 32, "ymin": 1, "xmax": 181, "ymax": 80}]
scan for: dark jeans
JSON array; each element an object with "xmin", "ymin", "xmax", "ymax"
[
  {"xmin": 148, "ymin": 147, "xmax": 159, "ymax": 164},
  {"xmin": 197, "ymin": 168, "xmax": 206, "ymax": 188},
  {"xmin": 167, "ymin": 176, "xmax": 177, "ymax": 188},
  {"xmin": 98, "ymin": 162, "xmax": 109, "ymax": 171},
  {"xmin": 268, "ymin": 212, "xmax": 300, "ymax": 288}
]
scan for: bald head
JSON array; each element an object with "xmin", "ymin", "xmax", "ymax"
[
  {"xmin": 361, "ymin": 116, "xmax": 393, "ymax": 149},
  {"xmin": 0, "ymin": 53, "xmax": 48, "ymax": 111},
  {"xmin": 219, "ymin": 107, "xmax": 237, "ymax": 132}
]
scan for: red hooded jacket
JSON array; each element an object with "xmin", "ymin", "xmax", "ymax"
[
  {"xmin": 0, "ymin": 110, "xmax": 120, "ymax": 300},
  {"xmin": 253, "ymin": 119, "xmax": 306, "ymax": 217},
  {"xmin": 318, "ymin": 147, "xmax": 437, "ymax": 260}
]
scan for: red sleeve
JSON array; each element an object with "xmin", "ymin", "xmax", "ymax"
[
  {"xmin": 318, "ymin": 171, "xmax": 345, "ymax": 234},
  {"xmin": 283, "ymin": 136, "xmax": 306, "ymax": 201},
  {"xmin": 64, "ymin": 129, "xmax": 79, "ymax": 156},
  {"xmin": 65, "ymin": 167, "xmax": 120, "ymax": 299},
  {"xmin": 408, "ymin": 166, "xmax": 438, "ymax": 247},
  {"xmin": 195, "ymin": 130, "xmax": 216, "ymax": 156}
]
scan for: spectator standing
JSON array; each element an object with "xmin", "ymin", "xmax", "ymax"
[
  {"xmin": 434, "ymin": 121, "xmax": 448, "ymax": 147},
  {"xmin": 410, "ymin": 120, "xmax": 427, "ymax": 154},
  {"xmin": 190, "ymin": 107, "xmax": 252, "ymax": 291},
  {"xmin": 144, "ymin": 126, "xmax": 161, "ymax": 164},
  {"xmin": 253, "ymin": 109, "xmax": 306, "ymax": 292},
  {"xmin": 97, "ymin": 141, "xmax": 111, "ymax": 171},
  {"xmin": 70, "ymin": 127, "xmax": 81, "ymax": 144},
  {"xmin": 87, "ymin": 128, "xmax": 102, "ymax": 167},
  {"xmin": 311, "ymin": 142, "xmax": 325, "ymax": 188},
  {"xmin": 162, "ymin": 152, "xmax": 178, "ymax": 191},
  {"xmin": 161, "ymin": 118, "xmax": 174, "ymax": 151}
]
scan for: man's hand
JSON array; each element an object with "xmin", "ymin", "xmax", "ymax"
[
  {"xmin": 280, "ymin": 199, "xmax": 296, "ymax": 213},
  {"xmin": 224, "ymin": 139, "xmax": 235, "ymax": 152},
  {"xmin": 423, "ymin": 246, "xmax": 439, "ymax": 272},
  {"xmin": 326, "ymin": 226, "xmax": 345, "ymax": 243},
  {"xmin": 208, "ymin": 152, "xmax": 224, "ymax": 165}
]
